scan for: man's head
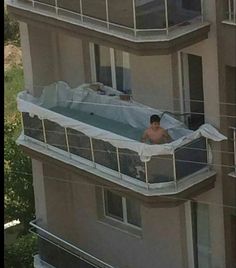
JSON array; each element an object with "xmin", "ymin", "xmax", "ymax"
[{"xmin": 150, "ymin": 114, "xmax": 161, "ymax": 128}]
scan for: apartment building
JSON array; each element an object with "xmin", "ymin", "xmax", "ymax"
[{"xmin": 6, "ymin": 0, "xmax": 236, "ymax": 267}]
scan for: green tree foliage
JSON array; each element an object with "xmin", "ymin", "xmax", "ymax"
[
  {"xmin": 4, "ymin": 118, "xmax": 35, "ymax": 233},
  {"xmin": 4, "ymin": 67, "xmax": 24, "ymax": 121},
  {"xmin": 4, "ymin": 7, "xmax": 20, "ymax": 45},
  {"xmin": 4, "ymin": 233, "xmax": 38, "ymax": 268}
]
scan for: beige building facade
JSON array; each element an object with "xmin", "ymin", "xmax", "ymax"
[{"xmin": 7, "ymin": 0, "xmax": 236, "ymax": 267}]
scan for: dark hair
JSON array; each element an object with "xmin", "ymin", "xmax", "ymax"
[{"xmin": 150, "ymin": 114, "xmax": 160, "ymax": 124}]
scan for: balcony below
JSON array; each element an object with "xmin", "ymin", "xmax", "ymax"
[
  {"xmin": 7, "ymin": 0, "xmax": 210, "ymax": 55},
  {"xmin": 30, "ymin": 220, "xmax": 111, "ymax": 268},
  {"xmin": 16, "ymin": 82, "xmax": 226, "ymax": 199}
]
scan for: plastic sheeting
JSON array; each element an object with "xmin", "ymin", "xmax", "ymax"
[{"xmin": 17, "ymin": 81, "xmax": 227, "ymax": 161}]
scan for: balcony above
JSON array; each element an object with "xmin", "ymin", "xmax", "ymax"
[
  {"xmin": 222, "ymin": 0, "xmax": 236, "ymax": 26},
  {"xmin": 7, "ymin": 0, "xmax": 211, "ymax": 55},
  {"xmin": 16, "ymin": 82, "xmax": 227, "ymax": 202}
]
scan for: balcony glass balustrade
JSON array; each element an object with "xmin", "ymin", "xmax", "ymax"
[
  {"xmin": 17, "ymin": 82, "xmax": 226, "ymax": 193},
  {"xmin": 225, "ymin": 0, "xmax": 236, "ymax": 25},
  {"xmin": 9, "ymin": 0, "xmax": 204, "ymax": 40}
]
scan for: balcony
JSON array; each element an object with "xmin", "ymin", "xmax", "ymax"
[
  {"xmin": 7, "ymin": 0, "xmax": 210, "ymax": 55},
  {"xmin": 223, "ymin": 0, "xmax": 236, "ymax": 25},
  {"xmin": 16, "ymin": 82, "xmax": 226, "ymax": 198},
  {"xmin": 30, "ymin": 220, "xmax": 112, "ymax": 268}
]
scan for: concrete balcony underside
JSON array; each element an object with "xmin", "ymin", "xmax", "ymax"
[
  {"xmin": 18, "ymin": 134, "xmax": 216, "ymax": 206},
  {"xmin": 7, "ymin": 3, "xmax": 210, "ymax": 55}
]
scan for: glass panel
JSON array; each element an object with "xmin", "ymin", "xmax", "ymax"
[
  {"xmin": 57, "ymin": 0, "xmax": 80, "ymax": 13},
  {"xmin": 44, "ymin": 120, "xmax": 67, "ymax": 151},
  {"xmin": 82, "ymin": 0, "xmax": 107, "ymax": 21},
  {"xmin": 108, "ymin": 0, "xmax": 134, "ymax": 28},
  {"xmin": 93, "ymin": 139, "xmax": 118, "ymax": 171},
  {"xmin": 135, "ymin": 0, "xmax": 166, "ymax": 29},
  {"xmin": 38, "ymin": 238, "xmax": 97, "ymax": 268},
  {"xmin": 181, "ymin": 0, "xmax": 201, "ymax": 12},
  {"xmin": 168, "ymin": 0, "xmax": 201, "ymax": 27},
  {"xmin": 22, "ymin": 112, "xmax": 44, "ymax": 142},
  {"xmin": 37, "ymin": 0, "xmax": 55, "ymax": 5},
  {"xmin": 119, "ymin": 148, "xmax": 146, "ymax": 182},
  {"xmin": 105, "ymin": 190, "xmax": 123, "ymax": 220},
  {"xmin": 147, "ymin": 155, "xmax": 174, "ymax": 183},
  {"xmin": 18, "ymin": 0, "xmax": 33, "ymax": 5},
  {"xmin": 126, "ymin": 197, "xmax": 141, "ymax": 227},
  {"xmin": 175, "ymin": 137, "xmax": 207, "ymax": 181},
  {"xmin": 109, "ymin": 24, "xmax": 135, "ymax": 36},
  {"xmin": 35, "ymin": 0, "xmax": 55, "ymax": 12},
  {"xmin": 95, "ymin": 45, "xmax": 112, "ymax": 87},
  {"xmin": 67, "ymin": 129, "xmax": 92, "ymax": 161},
  {"xmin": 115, "ymin": 50, "xmax": 131, "ymax": 94}
]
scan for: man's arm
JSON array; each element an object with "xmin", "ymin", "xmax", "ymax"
[
  {"xmin": 141, "ymin": 130, "xmax": 149, "ymax": 143},
  {"xmin": 163, "ymin": 129, "xmax": 172, "ymax": 143}
]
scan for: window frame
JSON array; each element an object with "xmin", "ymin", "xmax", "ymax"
[
  {"xmin": 89, "ymin": 43, "xmax": 131, "ymax": 93},
  {"xmin": 102, "ymin": 189, "xmax": 142, "ymax": 230},
  {"xmin": 185, "ymin": 201, "xmax": 212, "ymax": 268}
]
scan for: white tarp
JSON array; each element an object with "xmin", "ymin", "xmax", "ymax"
[{"xmin": 17, "ymin": 81, "xmax": 227, "ymax": 161}]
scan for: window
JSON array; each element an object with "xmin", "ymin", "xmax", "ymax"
[
  {"xmin": 180, "ymin": 53, "xmax": 204, "ymax": 130},
  {"xmin": 103, "ymin": 190, "xmax": 141, "ymax": 228},
  {"xmin": 191, "ymin": 202, "xmax": 212, "ymax": 268},
  {"xmin": 93, "ymin": 44, "xmax": 131, "ymax": 94},
  {"xmin": 185, "ymin": 201, "xmax": 212, "ymax": 268}
]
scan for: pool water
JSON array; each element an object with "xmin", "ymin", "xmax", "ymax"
[{"xmin": 51, "ymin": 106, "xmax": 145, "ymax": 141}]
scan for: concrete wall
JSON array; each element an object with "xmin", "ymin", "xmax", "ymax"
[
  {"xmin": 42, "ymin": 163, "xmax": 187, "ymax": 268},
  {"xmin": 32, "ymin": 159, "xmax": 48, "ymax": 227},
  {"xmin": 20, "ymin": 23, "xmax": 86, "ymax": 97},
  {"xmin": 57, "ymin": 33, "xmax": 85, "ymax": 88},
  {"xmin": 130, "ymin": 54, "xmax": 174, "ymax": 111}
]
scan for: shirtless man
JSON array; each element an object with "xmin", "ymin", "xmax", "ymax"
[{"xmin": 141, "ymin": 114, "xmax": 171, "ymax": 144}]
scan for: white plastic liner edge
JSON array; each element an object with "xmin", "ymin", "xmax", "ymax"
[{"xmin": 17, "ymin": 81, "xmax": 227, "ymax": 162}]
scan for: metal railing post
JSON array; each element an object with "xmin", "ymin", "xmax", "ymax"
[
  {"xmin": 41, "ymin": 119, "xmax": 48, "ymax": 149},
  {"xmin": 32, "ymin": 0, "xmax": 35, "ymax": 8},
  {"xmin": 90, "ymin": 137, "xmax": 96, "ymax": 167},
  {"xmin": 105, "ymin": 0, "xmax": 109, "ymax": 29},
  {"xmin": 116, "ymin": 147, "xmax": 122, "ymax": 178},
  {"xmin": 173, "ymin": 152, "xmax": 177, "ymax": 190},
  {"xmin": 164, "ymin": 0, "xmax": 169, "ymax": 35},
  {"xmin": 55, "ymin": 0, "xmax": 58, "ymax": 15},
  {"xmin": 229, "ymin": 0, "xmax": 232, "ymax": 21},
  {"xmin": 80, "ymin": 0, "xmax": 84, "ymax": 22},
  {"xmin": 206, "ymin": 138, "xmax": 211, "ymax": 171},
  {"xmin": 64, "ymin": 128, "xmax": 71, "ymax": 158},
  {"xmin": 144, "ymin": 161, "xmax": 149, "ymax": 190},
  {"xmin": 20, "ymin": 112, "xmax": 26, "ymax": 140},
  {"xmin": 132, "ymin": 0, "xmax": 137, "ymax": 37}
]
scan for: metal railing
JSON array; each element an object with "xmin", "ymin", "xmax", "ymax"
[
  {"xmin": 30, "ymin": 220, "xmax": 113, "ymax": 268},
  {"xmin": 20, "ymin": 109, "xmax": 209, "ymax": 192},
  {"xmin": 226, "ymin": 0, "xmax": 236, "ymax": 24},
  {"xmin": 10, "ymin": 0, "xmax": 204, "ymax": 38}
]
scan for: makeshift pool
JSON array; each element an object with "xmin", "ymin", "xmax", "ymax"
[{"xmin": 17, "ymin": 82, "xmax": 226, "ymax": 188}]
